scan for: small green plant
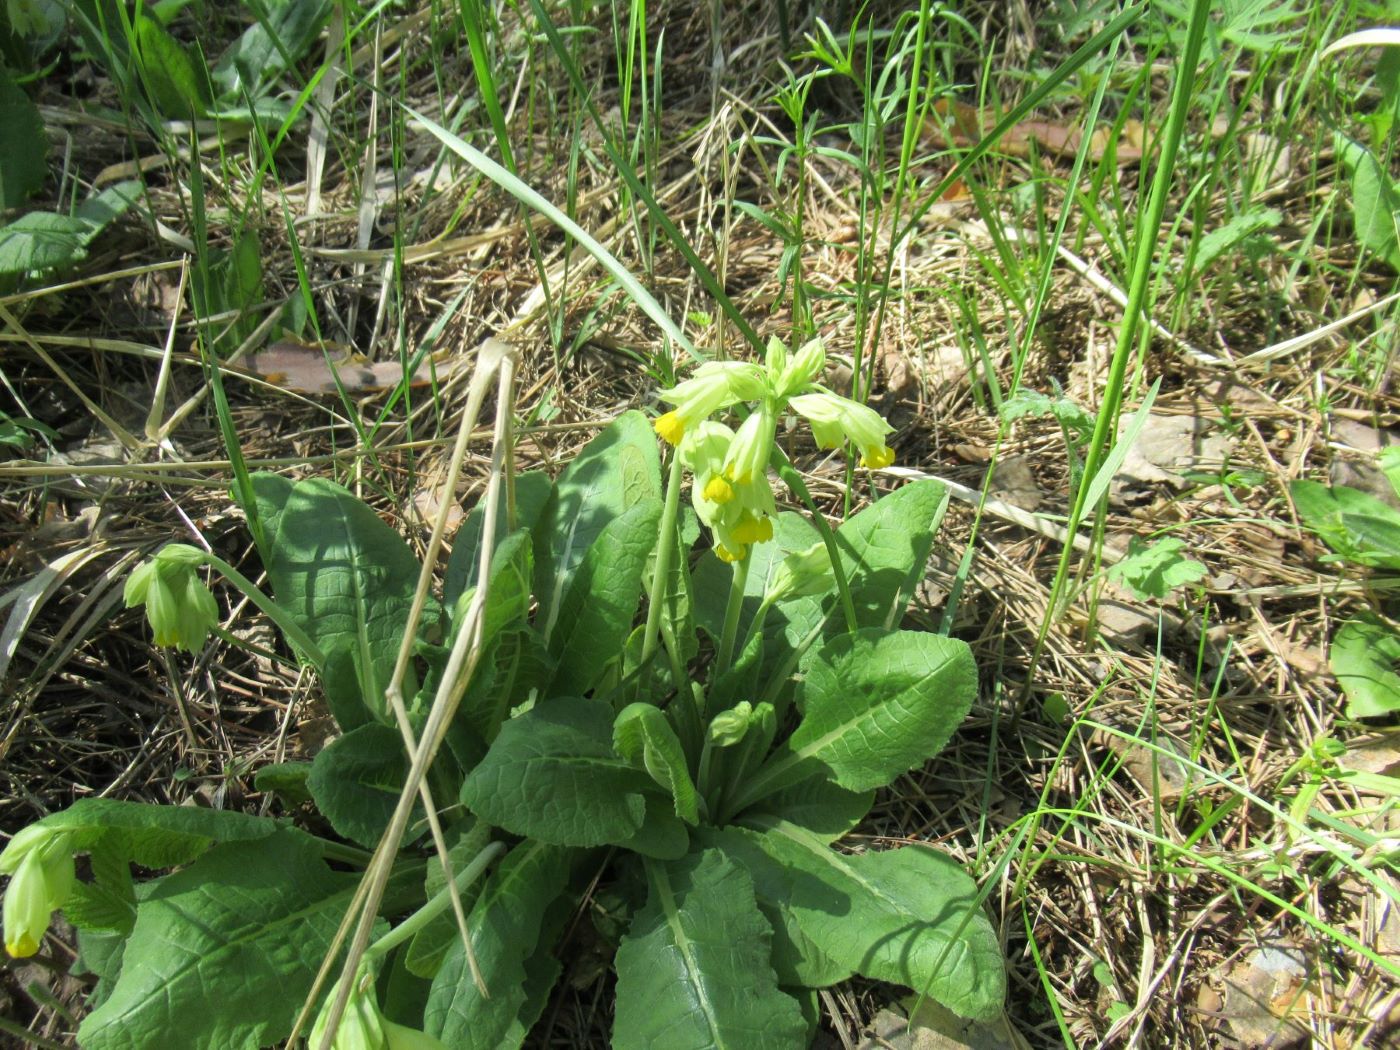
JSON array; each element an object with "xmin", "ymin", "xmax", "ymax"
[
  {"xmin": 2, "ymin": 338, "xmax": 1003, "ymax": 1048},
  {"xmin": 1293, "ymin": 451, "xmax": 1400, "ymax": 718},
  {"xmin": 1106, "ymin": 536, "xmax": 1208, "ymax": 601}
]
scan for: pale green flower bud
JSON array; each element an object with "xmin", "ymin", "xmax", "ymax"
[
  {"xmin": 764, "ymin": 335, "xmax": 788, "ymax": 378},
  {"xmin": 721, "ymin": 407, "xmax": 776, "ymax": 486},
  {"xmin": 709, "ymin": 702, "xmax": 755, "ymax": 747},
  {"xmin": 774, "ymin": 337, "xmax": 827, "ymax": 399},
  {"xmin": 123, "ymin": 544, "xmax": 219, "ymax": 653},
  {"xmin": 309, "ymin": 964, "xmax": 448, "ymax": 1050},
  {"xmin": 2, "ymin": 828, "xmax": 74, "ymax": 958},
  {"xmin": 767, "ymin": 543, "xmax": 834, "ymax": 603}
]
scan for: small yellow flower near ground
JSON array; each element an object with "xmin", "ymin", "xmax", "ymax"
[
  {"xmin": 1, "ymin": 827, "xmax": 74, "ymax": 959},
  {"xmin": 653, "ymin": 410, "xmax": 686, "ymax": 446}
]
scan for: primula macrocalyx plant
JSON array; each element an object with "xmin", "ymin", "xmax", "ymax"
[
  {"xmin": 311, "ymin": 964, "xmax": 449, "ymax": 1050},
  {"xmin": 123, "ymin": 543, "xmax": 219, "ymax": 653},
  {"xmin": 655, "ymin": 337, "xmax": 895, "ymax": 561},
  {"xmin": 1, "ymin": 826, "xmax": 74, "ymax": 958}
]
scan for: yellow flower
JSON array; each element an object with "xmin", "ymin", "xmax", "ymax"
[
  {"xmin": 788, "ymin": 391, "xmax": 896, "ymax": 469},
  {"xmin": 654, "ymin": 362, "xmax": 767, "ymax": 444},
  {"xmin": 703, "ymin": 475, "xmax": 735, "ymax": 503}
]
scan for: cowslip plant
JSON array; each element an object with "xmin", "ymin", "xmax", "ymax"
[{"xmin": 2, "ymin": 339, "xmax": 1003, "ymax": 1048}]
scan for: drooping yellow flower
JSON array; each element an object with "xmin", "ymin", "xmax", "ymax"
[
  {"xmin": 653, "ymin": 362, "xmax": 767, "ymax": 445},
  {"xmin": 788, "ymin": 391, "xmax": 896, "ymax": 469}
]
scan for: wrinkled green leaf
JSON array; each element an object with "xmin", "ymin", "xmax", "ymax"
[
  {"xmin": 548, "ymin": 498, "xmax": 662, "ymax": 694},
  {"xmin": 737, "ymin": 820, "xmax": 1006, "ymax": 1022},
  {"xmin": 252, "ymin": 473, "xmax": 434, "ymax": 729},
  {"xmin": 307, "ymin": 722, "xmax": 413, "ymax": 848},
  {"xmin": 77, "ymin": 830, "xmax": 358, "ymax": 1050},
  {"xmin": 211, "ymin": 0, "xmax": 335, "ymax": 99},
  {"xmin": 133, "ymin": 12, "xmax": 210, "ymax": 118},
  {"xmin": 34, "ymin": 797, "xmax": 280, "ymax": 870},
  {"xmin": 0, "ymin": 211, "xmax": 88, "ymax": 274},
  {"xmin": 535, "ymin": 411, "xmax": 660, "ymax": 639},
  {"xmin": 458, "ymin": 625, "xmax": 554, "ymax": 744},
  {"xmin": 613, "ymin": 849, "xmax": 807, "ymax": 1049},
  {"xmin": 445, "ymin": 471, "xmax": 553, "ymax": 608},
  {"xmin": 1336, "ymin": 133, "xmax": 1400, "ymax": 272},
  {"xmin": 742, "ymin": 776, "xmax": 873, "ymax": 843},
  {"xmin": 425, "ymin": 841, "xmax": 571, "ymax": 1049},
  {"xmin": 771, "ymin": 628, "xmax": 977, "ymax": 795},
  {"xmin": 1331, "ymin": 616, "xmax": 1400, "ymax": 719},
  {"xmin": 460, "ymin": 697, "xmax": 655, "ymax": 847}
]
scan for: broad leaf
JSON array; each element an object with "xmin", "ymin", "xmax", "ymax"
[
  {"xmin": 835, "ymin": 479, "xmax": 949, "ymax": 631},
  {"xmin": 445, "ymin": 471, "xmax": 553, "ymax": 607},
  {"xmin": 460, "ymin": 697, "xmax": 656, "ymax": 847},
  {"xmin": 0, "ymin": 211, "xmax": 88, "ymax": 275},
  {"xmin": 748, "ymin": 628, "xmax": 976, "ymax": 800},
  {"xmin": 307, "ymin": 722, "xmax": 414, "ymax": 848},
  {"xmin": 535, "ymin": 411, "xmax": 660, "ymax": 639},
  {"xmin": 33, "ymin": 797, "xmax": 280, "ymax": 869},
  {"xmin": 697, "ymin": 827, "xmax": 854, "ymax": 988},
  {"xmin": 458, "ymin": 625, "xmax": 554, "ymax": 744},
  {"xmin": 743, "ymin": 776, "xmax": 873, "ymax": 843},
  {"xmin": 77, "ymin": 830, "xmax": 359, "ymax": 1050},
  {"xmin": 1291, "ymin": 479, "xmax": 1400, "ymax": 571},
  {"xmin": 614, "ymin": 702, "xmax": 700, "ymax": 823},
  {"xmin": 1330, "ymin": 616, "xmax": 1400, "ymax": 719},
  {"xmin": 252, "ymin": 473, "xmax": 434, "ymax": 729},
  {"xmin": 548, "ymin": 498, "xmax": 662, "ymax": 694},
  {"xmin": 1336, "ymin": 133, "xmax": 1400, "ymax": 272},
  {"xmin": 133, "ymin": 12, "xmax": 210, "ymax": 118},
  {"xmin": 613, "ymin": 849, "xmax": 807, "ymax": 1049},
  {"xmin": 0, "ymin": 66, "xmax": 46, "ymax": 208},
  {"xmin": 211, "ymin": 0, "xmax": 335, "ymax": 99},
  {"xmin": 406, "ymin": 822, "xmax": 492, "ymax": 979},
  {"xmin": 740, "ymin": 820, "xmax": 1006, "ymax": 1023},
  {"xmin": 425, "ymin": 841, "xmax": 571, "ymax": 1049}
]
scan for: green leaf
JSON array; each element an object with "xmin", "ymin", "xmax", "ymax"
[
  {"xmin": 0, "ymin": 65, "xmax": 46, "ymax": 208},
  {"xmin": 1291, "ymin": 479, "xmax": 1400, "ymax": 571},
  {"xmin": 62, "ymin": 840, "xmax": 136, "ymax": 934},
  {"xmin": 425, "ymin": 841, "xmax": 571, "ymax": 1049},
  {"xmin": 697, "ymin": 827, "xmax": 853, "ymax": 988},
  {"xmin": 1105, "ymin": 536, "xmax": 1208, "ymax": 600},
  {"xmin": 774, "ymin": 628, "xmax": 977, "ymax": 795},
  {"xmin": 252, "ymin": 473, "xmax": 435, "ymax": 729},
  {"xmin": 614, "ymin": 702, "xmax": 700, "ymax": 823},
  {"xmin": 742, "ymin": 776, "xmax": 873, "ymax": 843},
  {"xmin": 77, "ymin": 829, "xmax": 359, "ymax": 1050},
  {"xmin": 406, "ymin": 822, "xmax": 492, "ymax": 980},
  {"xmin": 35, "ymin": 797, "xmax": 280, "ymax": 869},
  {"xmin": 1193, "ymin": 206, "xmax": 1282, "ymax": 272},
  {"xmin": 210, "ymin": 0, "xmax": 335, "ymax": 100},
  {"xmin": 1336, "ymin": 133, "xmax": 1400, "ymax": 272},
  {"xmin": 836, "ymin": 480, "xmax": 950, "ymax": 630},
  {"xmin": 458, "ymin": 625, "xmax": 554, "ymax": 744},
  {"xmin": 613, "ymin": 849, "xmax": 807, "ymax": 1049},
  {"xmin": 445, "ymin": 471, "xmax": 553, "ymax": 608},
  {"xmin": 548, "ymin": 498, "xmax": 662, "ymax": 694},
  {"xmin": 307, "ymin": 722, "xmax": 414, "ymax": 849},
  {"xmin": 0, "ymin": 211, "xmax": 89, "ymax": 275},
  {"xmin": 535, "ymin": 411, "xmax": 660, "ymax": 638},
  {"xmin": 738, "ymin": 820, "xmax": 1006, "ymax": 1023},
  {"xmin": 1331, "ymin": 616, "xmax": 1400, "ymax": 719},
  {"xmin": 460, "ymin": 697, "xmax": 656, "ymax": 847},
  {"xmin": 253, "ymin": 761, "xmax": 313, "ymax": 805},
  {"xmin": 133, "ymin": 12, "xmax": 210, "ymax": 118}
]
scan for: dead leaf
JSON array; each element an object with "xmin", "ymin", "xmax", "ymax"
[
  {"xmin": 1111, "ymin": 413, "xmax": 1234, "ymax": 505},
  {"xmin": 245, "ymin": 341, "xmax": 451, "ymax": 394},
  {"xmin": 989, "ymin": 455, "xmax": 1042, "ymax": 512},
  {"xmin": 928, "ymin": 99, "xmax": 1149, "ymax": 165},
  {"xmin": 858, "ymin": 1001, "xmax": 1029, "ymax": 1050},
  {"xmin": 1210, "ymin": 941, "xmax": 1315, "ymax": 1049}
]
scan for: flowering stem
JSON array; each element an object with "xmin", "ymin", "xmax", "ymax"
[
  {"xmin": 640, "ymin": 449, "xmax": 685, "ymax": 672},
  {"xmin": 715, "ymin": 555, "xmax": 750, "ymax": 676},
  {"xmin": 365, "ymin": 841, "xmax": 504, "ymax": 962},
  {"xmin": 196, "ymin": 552, "xmax": 329, "ymax": 667}
]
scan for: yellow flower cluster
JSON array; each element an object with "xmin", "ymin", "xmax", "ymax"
[{"xmin": 655, "ymin": 337, "xmax": 896, "ymax": 562}]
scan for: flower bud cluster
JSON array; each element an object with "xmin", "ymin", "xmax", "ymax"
[
  {"xmin": 123, "ymin": 543, "xmax": 219, "ymax": 653},
  {"xmin": 654, "ymin": 337, "xmax": 895, "ymax": 562}
]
